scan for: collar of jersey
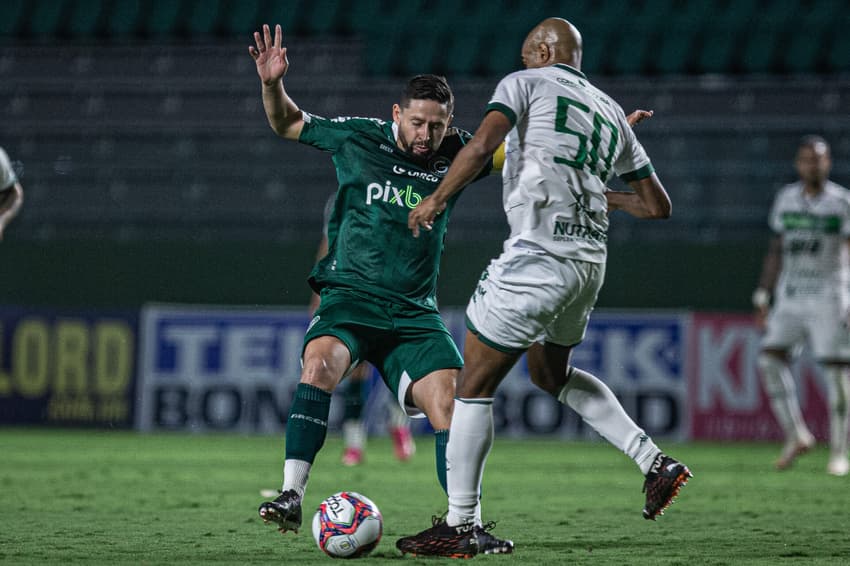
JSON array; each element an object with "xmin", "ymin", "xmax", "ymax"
[{"xmin": 553, "ymin": 63, "xmax": 586, "ymax": 79}]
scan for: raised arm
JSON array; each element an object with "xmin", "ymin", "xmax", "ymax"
[
  {"xmin": 249, "ymin": 24, "xmax": 304, "ymax": 140},
  {"xmin": 408, "ymin": 110, "xmax": 513, "ymax": 237},
  {"xmin": 0, "ymin": 181, "xmax": 23, "ymax": 241}
]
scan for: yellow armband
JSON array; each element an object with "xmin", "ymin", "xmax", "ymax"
[{"xmin": 492, "ymin": 142, "xmax": 506, "ymax": 172}]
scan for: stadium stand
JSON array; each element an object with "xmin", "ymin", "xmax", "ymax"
[{"xmin": 1, "ymin": 0, "xmax": 849, "ymax": 246}]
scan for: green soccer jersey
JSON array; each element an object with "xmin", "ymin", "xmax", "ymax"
[{"xmin": 299, "ymin": 112, "xmax": 490, "ymax": 312}]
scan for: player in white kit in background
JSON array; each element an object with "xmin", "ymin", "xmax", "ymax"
[
  {"xmin": 753, "ymin": 135, "xmax": 850, "ymax": 476},
  {"xmin": 397, "ymin": 18, "xmax": 691, "ymax": 557},
  {"xmin": 0, "ymin": 146, "xmax": 24, "ymax": 241}
]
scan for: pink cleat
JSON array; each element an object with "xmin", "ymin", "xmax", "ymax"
[
  {"xmin": 775, "ymin": 434, "xmax": 815, "ymax": 470},
  {"xmin": 391, "ymin": 426, "xmax": 416, "ymax": 461},
  {"xmin": 341, "ymin": 447, "xmax": 363, "ymax": 466}
]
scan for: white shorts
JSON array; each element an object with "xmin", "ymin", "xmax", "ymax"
[
  {"xmin": 762, "ymin": 298, "xmax": 850, "ymax": 361},
  {"xmin": 465, "ymin": 244, "xmax": 605, "ymax": 352}
]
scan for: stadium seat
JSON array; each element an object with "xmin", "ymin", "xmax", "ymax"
[
  {"xmin": 441, "ymin": 25, "xmax": 485, "ymax": 77},
  {"xmin": 301, "ymin": 0, "xmax": 347, "ymax": 36},
  {"xmin": 28, "ymin": 0, "xmax": 68, "ymax": 37},
  {"xmin": 653, "ymin": 29, "xmax": 696, "ymax": 75},
  {"xmin": 783, "ymin": 30, "xmax": 824, "ymax": 74},
  {"xmin": 826, "ymin": 22, "xmax": 850, "ymax": 72},
  {"xmin": 262, "ymin": 0, "xmax": 306, "ymax": 36},
  {"xmin": 106, "ymin": 0, "xmax": 142, "ymax": 37},
  {"xmin": 394, "ymin": 22, "xmax": 443, "ymax": 76},
  {"xmin": 740, "ymin": 24, "xmax": 781, "ymax": 74},
  {"xmin": 185, "ymin": 0, "xmax": 221, "ymax": 36},
  {"xmin": 144, "ymin": 0, "xmax": 183, "ymax": 37},
  {"xmin": 363, "ymin": 29, "xmax": 402, "ymax": 76},
  {"xmin": 68, "ymin": 0, "xmax": 105, "ymax": 37},
  {"xmin": 349, "ymin": 0, "xmax": 425, "ymax": 35},
  {"xmin": 608, "ymin": 29, "xmax": 654, "ymax": 76},
  {"xmin": 220, "ymin": 0, "xmax": 260, "ymax": 36},
  {"xmin": 0, "ymin": 0, "xmax": 26, "ymax": 36}
]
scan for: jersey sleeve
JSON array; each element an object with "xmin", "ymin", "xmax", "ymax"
[
  {"xmin": 0, "ymin": 147, "xmax": 18, "ymax": 190},
  {"xmin": 613, "ymin": 115, "xmax": 654, "ymax": 183},
  {"xmin": 298, "ymin": 114, "xmax": 385, "ymax": 153},
  {"xmin": 321, "ymin": 193, "xmax": 335, "ymax": 237},
  {"xmin": 455, "ymin": 127, "xmax": 493, "ymax": 181},
  {"xmin": 841, "ymin": 190, "xmax": 850, "ymax": 238},
  {"xmin": 767, "ymin": 188, "xmax": 784, "ymax": 234},
  {"xmin": 485, "ymin": 72, "xmax": 529, "ymax": 128}
]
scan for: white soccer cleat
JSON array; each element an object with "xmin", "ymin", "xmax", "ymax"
[{"xmin": 827, "ymin": 455, "xmax": 849, "ymax": 476}]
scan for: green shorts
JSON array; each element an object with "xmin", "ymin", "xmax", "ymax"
[{"xmin": 304, "ymin": 288, "xmax": 463, "ymax": 417}]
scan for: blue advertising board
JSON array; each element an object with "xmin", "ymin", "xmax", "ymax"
[{"xmin": 137, "ymin": 305, "xmax": 687, "ymax": 438}]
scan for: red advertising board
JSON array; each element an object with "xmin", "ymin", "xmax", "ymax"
[{"xmin": 689, "ymin": 313, "xmax": 829, "ymax": 441}]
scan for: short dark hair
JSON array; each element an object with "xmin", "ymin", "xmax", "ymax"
[
  {"xmin": 799, "ymin": 134, "xmax": 830, "ymax": 154},
  {"xmin": 400, "ymin": 74, "xmax": 454, "ymax": 114}
]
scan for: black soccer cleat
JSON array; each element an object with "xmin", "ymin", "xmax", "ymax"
[
  {"xmin": 396, "ymin": 515, "xmax": 479, "ymax": 559},
  {"xmin": 475, "ymin": 522, "xmax": 514, "ymax": 555},
  {"xmin": 642, "ymin": 453, "xmax": 692, "ymax": 520},
  {"xmin": 258, "ymin": 489, "xmax": 303, "ymax": 534}
]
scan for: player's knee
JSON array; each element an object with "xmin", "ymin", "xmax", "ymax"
[
  {"xmin": 758, "ymin": 352, "xmax": 789, "ymax": 397},
  {"xmin": 530, "ymin": 370, "xmax": 565, "ymax": 397},
  {"xmin": 300, "ymin": 357, "xmax": 343, "ymax": 392}
]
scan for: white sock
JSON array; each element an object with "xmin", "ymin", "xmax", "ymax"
[
  {"xmin": 758, "ymin": 353, "xmax": 811, "ymax": 442},
  {"xmin": 558, "ymin": 367, "xmax": 660, "ymax": 475},
  {"xmin": 342, "ymin": 419, "xmax": 366, "ymax": 450},
  {"xmin": 386, "ymin": 398, "xmax": 409, "ymax": 429},
  {"xmin": 282, "ymin": 459, "xmax": 311, "ymax": 499},
  {"xmin": 446, "ymin": 398, "xmax": 493, "ymax": 527},
  {"xmin": 823, "ymin": 365, "xmax": 850, "ymax": 458}
]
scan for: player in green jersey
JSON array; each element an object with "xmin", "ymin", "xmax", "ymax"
[{"xmin": 250, "ymin": 24, "xmax": 513, "ymax": 553}]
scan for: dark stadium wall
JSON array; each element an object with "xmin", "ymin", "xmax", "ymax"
[{"xmin": 6, "ymin": 240, "xmax": 761, "ymax": 311}]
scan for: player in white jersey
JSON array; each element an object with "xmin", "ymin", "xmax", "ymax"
[
  {"xmin": 753, "ymin": 136, "xmax": 850, "ymax": 476},
  {"xmin": 0, "ymin": 146, "xmax": 24, "ymax": 241},
  {"xmin": 398, "ymin": 18, "xmax": 690, "ymax": 557}
]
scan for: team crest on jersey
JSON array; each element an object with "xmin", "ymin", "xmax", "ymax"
[{"xmin": 428, "ymin": 156, "xmax": 451, "ymax": 175}]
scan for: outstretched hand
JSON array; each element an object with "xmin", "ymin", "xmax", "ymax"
[
  {"xmin": 408, "ymin": 196, "xmax": 446, "ymax": 238},
  {"xmin": 249, "ymin": 24, "xmax": 289, "ymax": 86},
  {"xmin": 627, "ymin": 109, "xmax": 653, "ymax": 127}
]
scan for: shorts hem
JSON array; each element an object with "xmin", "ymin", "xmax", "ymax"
[{"xmin": 465, "ymin": 315, "xmax": 526, "ymax": 355}]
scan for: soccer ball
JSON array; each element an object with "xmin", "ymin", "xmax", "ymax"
[{"xmin": 311, "ymin": 491, "xmax": 383, "ymax": 558}]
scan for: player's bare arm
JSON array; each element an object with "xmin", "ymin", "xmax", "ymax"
[
  {"xmin": 626, "ymin": 109, "xmax": 653, "ymax": 127},
  {"xmin": 249, "ymin": 24, "xmax": 304, "ymax": 140},
  {"xmin": 606, "ymin": 174, "xmax": 671, "ymax": 219},
  {"xmin": 0, "ymin": 182, "xmax": 23, "ymax": 241},
  {"xmin": 752, "ymin": 235, "xmax": 782, "ymax": 327},
  {"xmin": 409, "ymin": 111, "xmax": 512, "ymax": 237}
]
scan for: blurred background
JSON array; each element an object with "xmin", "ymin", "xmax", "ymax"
[
  {"xmin": 1, "ymin": 1, "xmax": 849, "ymax": 437},
  {"xmin": 2, "ymin": 0, "xmax": 849, "ymax": 310}
]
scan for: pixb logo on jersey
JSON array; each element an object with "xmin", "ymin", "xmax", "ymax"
[{"xmin": 366, "ymin": 181, "xmax": 422, "ymax": 209}]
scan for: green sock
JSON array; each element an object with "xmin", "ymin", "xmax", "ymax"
[
  {"xmin": 285, "ymin": 383, "xmax": 332, "ymax": 464},
  {"xmin": 343, "ymin": 379, "xmax": 365, "ymax": 421},
  {"xmin": 434, "ymin": 429, "xmax": 449, "ymax": 494}
]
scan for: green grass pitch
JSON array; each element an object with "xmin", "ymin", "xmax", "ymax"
[{"xmin": 2, "ymin": 429, "xmax": 849, "ymax": 564}]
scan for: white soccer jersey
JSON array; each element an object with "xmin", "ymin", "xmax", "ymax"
[
  {"xmin": 487, "ymin": 64, "xmax": 653, "ymax": 263},
  {"xmin": 769, "ymin": 180, "xmax": 850, "ymax": 305},
  {"xmin": 0, "ymin": 147, "xmax": 18, "ymax": 190}
]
